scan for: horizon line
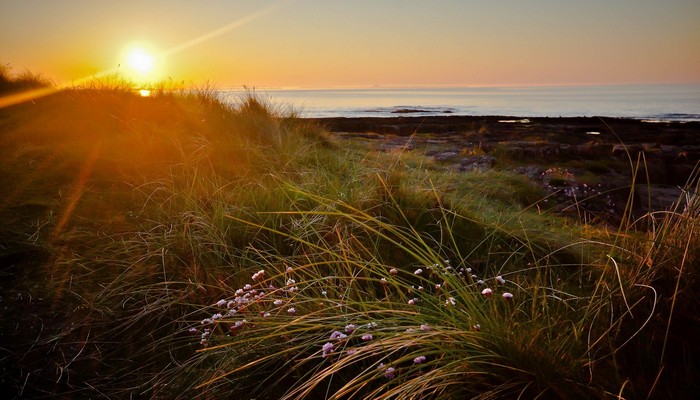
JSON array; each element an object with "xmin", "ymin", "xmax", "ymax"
[{"xmin": 210, "ymin": 81, "xmax": 700, "ymax": 91}]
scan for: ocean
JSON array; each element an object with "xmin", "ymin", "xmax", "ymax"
[{"xmin": 218, "ymin": 84, "xmax": 700, "ymax": 122}]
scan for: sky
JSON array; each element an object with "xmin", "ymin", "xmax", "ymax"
[{"xmin": 1, "ymin": 0, "xmax": 699, "ymax": 88}]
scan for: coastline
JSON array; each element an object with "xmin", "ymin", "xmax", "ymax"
[
  {"xmin": 309, "ymin": 115, "xmax": 700, "ymax": 224},
  {"xmin": 308, "ymin": 115, "xmax": 700, "ymax": 144}
]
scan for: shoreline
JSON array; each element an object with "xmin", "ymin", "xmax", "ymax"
[
  {"xmin": 307, "ymin": 115, "xmax": 700, "ymax": 145},
  {"xmin": 308, "ymin": 115, "xmax": 699, "ymax": 224}
]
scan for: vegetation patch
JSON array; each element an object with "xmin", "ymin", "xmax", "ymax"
[{"xmin": 1, "ymin": 79, "xmax": 698, "ymax": 398}]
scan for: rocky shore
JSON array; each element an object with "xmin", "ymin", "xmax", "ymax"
[{"xmin": 310, "ymin": 115, "xmax": 700, "ymax": 225}]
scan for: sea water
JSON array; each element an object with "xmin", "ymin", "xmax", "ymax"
[{"xmin": 218, "ymin": 84, "xmax": 700, "ymax": 122}]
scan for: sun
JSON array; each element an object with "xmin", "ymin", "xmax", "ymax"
[
  {"xmin": 120, "ymin": 44, "xmax": 160, "ymax": 84},
  {"xmin": 127, "ymin": 48, "xmax": 154, "ymax": 74}
]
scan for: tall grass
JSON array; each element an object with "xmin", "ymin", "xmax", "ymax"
[
  {"xmin": 0, "ymin": 64, "xmax": 52, "ymax": 93},
  {"xmin": 1, "ymin": 83, "xmax": 698, "ymax": 398}
]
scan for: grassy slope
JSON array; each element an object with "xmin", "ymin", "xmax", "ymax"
[{"xmin": 0, "ymin": 85, "xmax": 698, "ymax": 399}]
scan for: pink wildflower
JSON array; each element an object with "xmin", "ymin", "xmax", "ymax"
[
  {"xmin": 384, "ymin": 367, "xmax": 396, "ymax": 379},
  {"xmin": 322, "ymin": 342, "xmax": 334, "ymax": 357},
  {"xmin": 251, "ymin": 269, "xmax": 265, "ymax": 281},
  {"xmin": 413, "ymin": 355, "xmax": 427, "ymax": 364}
]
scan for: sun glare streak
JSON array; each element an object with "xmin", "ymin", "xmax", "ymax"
[
  {"xmin": 51, "ymin": 143, "xmax": 102, "ymax": 240},
  {"xmin": 161, "ymin": 0, "xmax": 292, "ymax": 57},
  {"xmin": 0, "ymin": 0, "xmax": 292, "ymax": 109},
  {"xmin": 0, "ymin": 67, "xmax": 118, "ymax": 108}
]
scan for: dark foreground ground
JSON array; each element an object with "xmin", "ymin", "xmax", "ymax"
[{"xmin": 311, "ymin": 115, "xmax": 700, "ymax": 225}]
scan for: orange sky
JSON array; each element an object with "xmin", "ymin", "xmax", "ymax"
[{"xmin": 1, "ymin": 0, "xmax": 699, "ymax": 88}]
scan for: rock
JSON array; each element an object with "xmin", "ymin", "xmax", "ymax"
[
  {"xmin": 459, "ymin": 156, "xmax": 496, "ymax": 172},
  {"xmin": 433, "ymin": 151, "xmax": 460, "ymax": 161}
]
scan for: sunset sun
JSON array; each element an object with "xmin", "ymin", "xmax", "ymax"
[
  {"xmin": 120, "ymin": 45, "xmax": 159, "ymax": 84},
  {"xmin": 127, "ymin": 48, "xmax": 154, "ymax": 74}
]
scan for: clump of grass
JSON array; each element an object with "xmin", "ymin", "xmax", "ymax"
[
  {"xmin": 0, "ymin": 63, "xmax": 52, "ymax": 93},
  {"xmin": 178, "ymin": 183, "xmax": 610, "ymax": 398}
]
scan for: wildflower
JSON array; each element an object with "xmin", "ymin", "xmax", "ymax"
[
  {"xmin": 235, "ymin": 288, "xmax": 245, "ymax": 296},
  {"xmin": 230, "ymin": 320, "xmax": 246, "ymax": 331},
  {"xmin": 321, "ymin": 290, "xmax": 328, "ymax": 296},
  {"xmin": 362, "ymin": 333, "xmax": 374, "ymax": 341},
  {"xmin": 288, "ymin": 286, "xmax": 299, "ymax": 293},
  {"xmin": 226, "ymin": 300, "xmax": 236, "ymax": 309},
  {"xmin": 243, "ymin": 284, "xmax": 252, "ymax": 291},
  {"xmin": 227, "ymin": 309, "xmax": 236, "ymax": 317},
  {"xmin": 389, "ymin": 268, "xmax": 398, "ymax": 275},
  {"xmin": 414, "ymin": 268, "xmax": 423, "ymax": 275},
  {"xmin": 287, "ymin": 307, "xmax": 296, "ymax": 314},
  {"xmin": 322, "ymin": 342, "xmax": 334, "ymax": 357},
  {"xmin": 188, "ymin": 327, "xmax": 197, "ymax": 333},
  {"xmin": 408, "ymin": 298, "xmax": 416, "ymax": 305},
  {"xmin": 466, "ymin": 267, "xmax": 472, "ymax": 273},
  {"xmin": 496, "ymin": 275, "xmax": 506, "ymax": 284},
  {"xmin": 273, "ymin": 299, "xmax": 283, "ymax": 306},
  {"xmin": 366, "ymin": 322, "xmax": 378, "ymax": 329},
  {"xmin": 445, "ymin": 297, "xmax": 456, "ymax": 306},
  {"xmin": 201, "ymin": 318, "xmax": 213, "ymax": 325},
  {"xmin": 216, "ymin": 299, "xmax": 227, "ymax": 307},
  {"xmin": 347, "ymin": 349, "xmax": 357, "ymax": 356},
  {"xmin": 406, "ymin": 327, "xmax": 417, "ymax": 333},
  {"xmin": 286, "ymin": 266, "xmax": 294, "ymax": 273},
  {"xmin": 384, "ymin": 367, "xmax": 396, "ymax": 379},
  {"xmin": 417, "ymin": 286, "xmax": 424, "ymax": 291},
  {"xmin": 345, "ymin": 324, "xmax": 356, "ymax": 333},
  {"xmin": 473, "ymin": 324, "xmax": 481, "ymax": 331},
  {"xmin": 286, "ymin": 278, "xmax": 296, "ymax": 286},
  {"xmin": 263, "ymin": 312, "xmax": 271, "ymax": 318},
  {"xmin": 380, "ymin": 278, "xmax": 388, "ymax": 285},
  {"xmin": 481, "ymin": 288, "xmax": 493, "ymax": 297},
  {"xmin": 251, "ymin": 269, "xmax": 265, "ymax": 281},
  {"xmin": 420, "ymin": 324, "xmax": 430, "ymax": 331},
  {"xmin": 330, "ymin": 331, "xmax": 347, "ymax": 340},
  {"xmin": 502, "ymin": 292, "xmax": 514, "ymax": 300},
  {"xmin": 413, "ymin": 355, "xmax": 427, "ymax": 364},
  {"xmin": 477, "ymin": 279, "xmax": 485, "ymax": 285},
  {"xmin": 435, "ymin": 283, "xmax": 442, "ymax": 290}
]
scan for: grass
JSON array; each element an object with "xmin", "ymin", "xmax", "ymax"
[
  {"xmin": 0, "ymin": 75, "xmax": 698, "ymax": 399},
  {"xmin": 0, "ymin": 64, "xmax": 52, "ymax": 93}
]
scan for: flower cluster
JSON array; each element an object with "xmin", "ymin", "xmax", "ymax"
[
  {"xmin": 191, "ymin": 268, "xmax": 304, "ymax": 346},
  {"xmin": 190, "ymin": 257, "xmax": 517, "ymax": 389}
]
